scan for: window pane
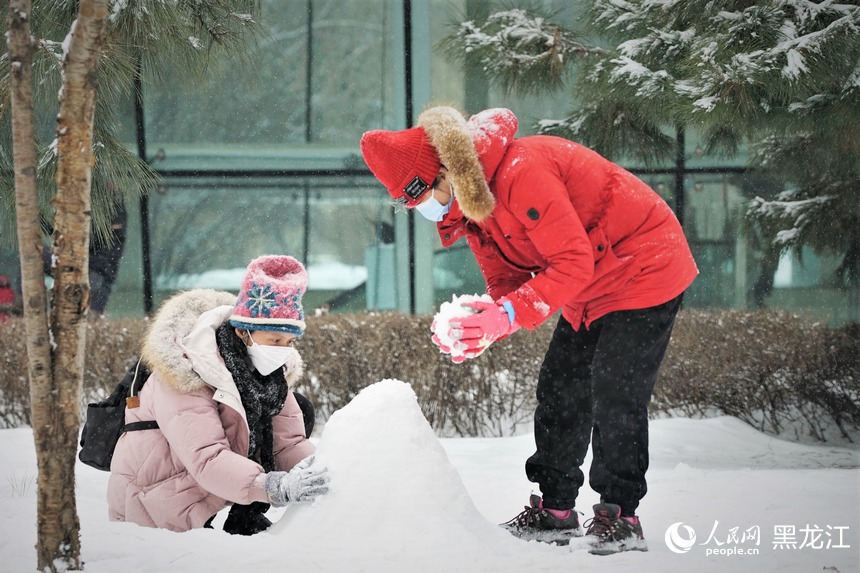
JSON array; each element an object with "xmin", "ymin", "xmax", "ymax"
[
  {"xmin": 148, "ymin": 175, "xmax": 390, "ymax": 312},
  {"xmin": 143, "ymin": 0, "xmax": 404, "ymax": 150}
]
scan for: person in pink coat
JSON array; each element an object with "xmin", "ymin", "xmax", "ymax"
[
  {"xmin": 108, "ymin": 255, "xmax": 330, "ymax": 535},
  {"xmin": 361, "ymin": 107, "xmax": 697, "ymax": 554}
]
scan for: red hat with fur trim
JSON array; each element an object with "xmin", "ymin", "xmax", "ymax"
[
  {"xmin": 229, "ymin": 255, "xmax": 307, "ymax": 335},
  {"xmin": 360, "ymin": 127, "xmax": 441, "ymax": 207}
]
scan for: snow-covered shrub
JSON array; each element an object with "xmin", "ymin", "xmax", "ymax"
[
  {"xmin": 298, "ymin": 312, "xmax": 548, "ymax": 437},
  {"xmin": 1, "ymin": 310, "xmax": 857, "ymax": 443},
  {"xmin": 0, "ymin": 320, "xmax": 30, "ymax": 428},
  {"xmin": 0, "ymin": 317, "xmax": 149, "ymax": 428},
  {"xmin": 656, "ymin": 310, "xmax": 860, "ymax": 444}
]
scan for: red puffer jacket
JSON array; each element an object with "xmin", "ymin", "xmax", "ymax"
[{"xmin": 421, "ymin": 107, "xmax": 698, "ymax": 330}]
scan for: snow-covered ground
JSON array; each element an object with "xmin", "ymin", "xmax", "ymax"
[{"xmin": 1, "ymin": 380, "xmax": 858, "ymax": 573}]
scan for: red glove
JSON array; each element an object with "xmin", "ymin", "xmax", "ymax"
[{"xmin": 448, "ymin": 298, "xmax": 519, "ymax": 357}]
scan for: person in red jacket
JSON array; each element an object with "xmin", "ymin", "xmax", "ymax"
[{"xmin": 360, "ymin": 106, "xmax": 697, "ymax": 555}]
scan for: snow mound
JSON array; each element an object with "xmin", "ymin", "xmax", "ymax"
[
  {"xmin": 431, "ymin": 293, "xmax": 493, "ymax": 360},
  {"xmin": 270, "ymin": 380, "xmax": 533, "ymax": 570}
]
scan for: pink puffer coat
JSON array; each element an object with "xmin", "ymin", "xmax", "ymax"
[{"xmin": 107, "ymin": 289, "xmax": 315, "ymax": 532}]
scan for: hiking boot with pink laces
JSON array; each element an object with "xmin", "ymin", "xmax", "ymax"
[
  {"xmin": 501, "ymin": 494, "xmax": 583, "ymax": 545},
  {"xmin": 584, "ymin": 503, "xmax": 648, "ymax": 555}
]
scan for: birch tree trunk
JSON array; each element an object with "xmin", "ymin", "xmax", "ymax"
[
  {"xmin": 8, "ymin": 0, "xmax": 108, "ymax": 570},
  {"xmin": 6, "ymin": 4, "xmax": 62, "ymax": 569}
]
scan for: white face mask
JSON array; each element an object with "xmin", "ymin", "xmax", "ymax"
[
  {"xmin": 415, "ymin": 187, "xmax": 453, "ymax": 222},
  {"xmin": 245, "ymin": 336, "xmax": 300, "ymax": 376}
]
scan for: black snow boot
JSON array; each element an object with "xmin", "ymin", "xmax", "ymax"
[
  {"xmin": 584, "ymin": 503, "xmax": 648, "ymax": 555},
  {"xmin": 501, "ymin": 494, "xmax": 582, "ymax": 545}
]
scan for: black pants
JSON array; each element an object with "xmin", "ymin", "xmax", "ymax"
[{"xmin": 525, "ymin": 294, "xmax": 682, "ymax": 515}]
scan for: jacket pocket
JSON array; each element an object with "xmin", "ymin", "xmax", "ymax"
[{"xmin": 573, "ymin": 226, "xmax": 641, "ymax": 302}]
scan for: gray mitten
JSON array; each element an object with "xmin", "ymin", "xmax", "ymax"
[{"xmin": 264, "ymin": 455, "xmax": 330, "ymax": 507}]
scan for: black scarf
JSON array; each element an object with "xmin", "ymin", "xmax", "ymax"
[{"xmin": 215, "ymin": 322, "xmax": 288, "ymax": 472}]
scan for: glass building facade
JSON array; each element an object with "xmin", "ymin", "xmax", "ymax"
[{"xmin": 1, "ymin": 0, "xmax": 857, "ymax": 324}]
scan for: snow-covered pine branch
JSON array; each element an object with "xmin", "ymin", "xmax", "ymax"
[{"xmin": 445, "ymin": 8, "xmax": 601, "ymax": 95}]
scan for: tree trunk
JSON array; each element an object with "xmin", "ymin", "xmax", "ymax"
[
  {"xmin": 6, "ymin": 3, "xmax": 63, "ymax": 568},
  {"xmin": 8, "ymin": 0, "xmax": 108, "ymax": 570}
]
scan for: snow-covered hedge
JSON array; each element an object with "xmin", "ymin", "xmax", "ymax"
[
  {"xmin": 657, "ymin": 310, "xmax": 860, "ymax": 444},
  {"xmin": 0, "ymin": 310, "xmax": 857, "ymax": 444}
]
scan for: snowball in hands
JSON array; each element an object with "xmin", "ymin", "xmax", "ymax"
[
  {"xmin": 431, "ymin": 294, "xmax": 493, "ymax": 361},
  {"xmin": 265, "ymin": 455, "xmax": 331, "ymax": 506}
]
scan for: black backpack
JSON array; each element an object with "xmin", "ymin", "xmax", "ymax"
[{"xmin": 79, "ymin": 359, "xmax": 159, "ymax": 471}]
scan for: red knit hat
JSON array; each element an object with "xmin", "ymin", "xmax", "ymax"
[
  {"xmin": 360, "ymin": 127, "xmax": 441, "ymax": 207},
  {"xmin": 229, "ymin": 255, "xmax": 307, "ymax": 335}
]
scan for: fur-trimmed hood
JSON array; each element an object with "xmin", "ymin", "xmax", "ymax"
[
  {"xmin": 417, "ymin": 106, "xmax": 518, "ymax": 222},
  {"xmin": 140, "ymin": 288, "xmax": 304, "ymax": 394}
]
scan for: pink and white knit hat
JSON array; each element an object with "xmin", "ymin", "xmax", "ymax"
[{"xmin": 229, "ymin": 255, "xmax": 307, "ymax": 335}]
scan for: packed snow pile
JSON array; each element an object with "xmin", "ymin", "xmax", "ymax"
[
  {"xmin": 270, "ymin": 379, "xmax": 548, "ymax": 571},
  {"xmin": 431, "ymin": 293, "xmax": 493, "ymax": 360}
]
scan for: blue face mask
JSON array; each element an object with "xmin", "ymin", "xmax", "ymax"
[{"xmin": 414, "ymin": 188, "xmax": 453, "ymax": 222}]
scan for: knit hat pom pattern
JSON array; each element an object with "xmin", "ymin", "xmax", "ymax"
[
  {"xmin": 229, "ymin": 255, "xmax": 308, "ymax": 335},
  {"xmin": 360, "ymin": 127, "xmax": 441, "ymax": 207}
]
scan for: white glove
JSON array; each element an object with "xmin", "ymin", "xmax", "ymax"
[{"xmin": 264, "ymin": 455, "xmax": 330, "ymax": 507}]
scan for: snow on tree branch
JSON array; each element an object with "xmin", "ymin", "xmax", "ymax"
[
  {"xmin": 609, "ymin": 55, "xmax": 674, "ymax": 97},
  {"xmin": 448, "ymin": 9, "xmax": 602, "ymax": 94},
  {"xmin": 595, "ymin": 0, "xmax": 859, "ymax": 107},
  {"xmin": 37, "ymin": 39, "xmax": 65, "ymax": 65},
  {"xmin": 458, "ymin": 9, "xmax": 583, "ymax": 62},
  {"xmin": 749, "ymin": 192, "xmax": 834, "ymax": 247}
]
